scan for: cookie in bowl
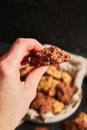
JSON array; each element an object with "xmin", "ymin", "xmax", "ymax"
[
  {"xmin": 26, "ymin": 54, "xmax": 84, "ymax": 123},
  {"xmin": 20, "ymin": 45, "xmax": 87, "ymax": 123},
  {"xmin": 30, "ymin": 91, "xmax": 64, "ymax": 115},
  {"xmin": 30, "ymin": 65, "xmax": 73, "ymax": 113}
]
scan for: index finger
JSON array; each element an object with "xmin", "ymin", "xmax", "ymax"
[{"xmin": 7, "ymin": 38, "xmax": 42, "ymax": 67}]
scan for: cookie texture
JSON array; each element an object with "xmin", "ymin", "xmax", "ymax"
[{"xmin": 29, "ymin": 45, "xmax": 70, "ymax": 66}]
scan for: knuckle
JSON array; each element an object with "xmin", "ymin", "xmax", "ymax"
[
  {"xmin": 0, "ymin": 60, "xmax": 10, "ymax": 76},
  {"xmin": 16, "ymin": 38, "xmax": 40, "ymax": 46},
  {"xmin": 15, "ymin": 38, "xmax": 24, "ymax": 44},
  {"xmin": 31, "ymin": 38, "xmax": 37, "ymax": 42},
  {"xmin": 31, "ymin": 38, "xmax": 39, "ymax": 44}
]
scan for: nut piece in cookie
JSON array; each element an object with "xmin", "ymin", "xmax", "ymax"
[
  {"xmin": 29, "ymin": 45, "xmax": 70, "ymax": 66},
  {"xmin": 34, "ymin": 127, "xmax": 48, "ymax": 130},
  {"xmin": 65, "ymin": 112, "xmax": 87, "ymax": 130}
]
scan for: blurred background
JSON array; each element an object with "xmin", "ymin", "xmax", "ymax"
[
  {"xmin": 0, "ymin": 0, "xmax": 87, "ymax": 56},
  {"xmin": 0, "ymin": 1, "xmax": 87, "ymax": 130}
]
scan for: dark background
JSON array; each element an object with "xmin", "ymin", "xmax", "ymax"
[
  {"xmin": 0, "ymin": 0, "xmax": 87, "ymax": 56},
  {"xmin": 0, "ymin": 0, "xmax": 87, "ymax": 130}
]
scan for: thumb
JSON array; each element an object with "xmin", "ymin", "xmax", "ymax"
[{"xmin": 25, "ymin": 66, "xmax": 48, "ymax": 90}]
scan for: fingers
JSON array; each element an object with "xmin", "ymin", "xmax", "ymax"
[
  {"xmin": 6, "ymin": 38, "xmax": 42, "ymax": 67},
  {"xmin": 25, "ymin": 66, "xmax": 48, "ymax": 91}
]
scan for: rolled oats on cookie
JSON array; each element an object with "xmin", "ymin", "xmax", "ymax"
[{"xmin": 29, "ymin": 46, "xmax": 70, "ymax": 66}]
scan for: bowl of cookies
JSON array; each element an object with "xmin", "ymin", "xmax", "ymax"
[{"xmin": 20, "ymin": 45, "xmax": 87, "ymax": 123}]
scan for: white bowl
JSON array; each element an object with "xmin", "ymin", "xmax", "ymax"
[{"xmin": 25, "ymin": 45, "xmax": 87, "ymax": 123}]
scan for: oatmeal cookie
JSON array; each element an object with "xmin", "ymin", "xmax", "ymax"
[
  {"xmin": 46, "ymin": 66, "xmax": 62, "ymax": 79},
  {"xmin": 61, "ymin": 71, "xmax": 72, "ymax": 85},
  {"xmin": 65, "ymin": 112, "xmax": 87, "ymax": 130},
  {"xmin": 30, "ymin": 92, "xmax": 64, "ymax": 114},
  {"xmin": 20, "ymin": 64, "xmax": 32, "ymax": 79},
  {"xmin": 56, "ymin": 82, "xmax": 73, "ymax": 105},
  {"xmin": 29, "ymin": 46, "xmax": 70, "ymax": 66},
  {"xmin": 46, "ymin": 66, "xmax": 72, "ymax": 85},
  {"xmin": 52, "ymin": 99, "xmax": 64, "ymax": 114},
  {"xmin": 30, "ymin": 92, "xmax": 53, "ymax": 114},
  {"xmin": 38, "ymin": 75, "xmax": 60, "ymax": 96}
]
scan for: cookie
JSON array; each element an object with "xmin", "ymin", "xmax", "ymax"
[
  {"xmin": 46, "ymin": 66, "xmax": 62, "ymax": 79},
  {"xmin": 65, "ymin": 112, "xmax": 87, "ymax": 130},
  {"xmin": 52, "ymin": 99, "xmax": 64, "ymax": 114},
  {"xmin": 20, "ymin": 65, "xmax": 33, "ymax": 79},
  {"xmin": 56, "ymin": 82, "xmax": 73, "ymax": 105},
  {"xmin": 29, "ymin": 45, "xmax": 70, "ymax": 66},
  {"xmin": 30, "ymin": 92, "xmax": 64, "ymax": 114},
  {"xmin": 37, "ymin": 75, "xmax": 60, "ymax": 96},
  {"xmin": 61, "ymin": 71, "xmax": 72, "ymax": 85},
  {"xmin": 30, "ymin": 92, "xmax": 53, "ymax": 114}
]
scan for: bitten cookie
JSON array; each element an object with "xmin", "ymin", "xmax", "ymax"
[{"xmin": 29, "ymin": 45, "xmax": 70, "ymax": 66}]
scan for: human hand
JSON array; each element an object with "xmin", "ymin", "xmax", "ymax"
[{"xmin": 0, "ymin": 38, "xmax": 48, "ymax": 130}]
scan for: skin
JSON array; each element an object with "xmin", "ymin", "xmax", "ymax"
[{"xmin": 0, "ymin": 38, "xmax": 48, "ymax": 130}]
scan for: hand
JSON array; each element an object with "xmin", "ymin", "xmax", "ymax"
[{"xmin": 0, "ymin": 38, "xmax": 48, "ymax": 130}]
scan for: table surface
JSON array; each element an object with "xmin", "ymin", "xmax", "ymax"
[{"xmin": 0, "ymin": 0, "xmax": 87, "ymax": 130}]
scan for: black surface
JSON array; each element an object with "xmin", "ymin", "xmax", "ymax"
[{"xmin": 0, "ymin": 0, "xmax": 87, "ymax": 130}]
